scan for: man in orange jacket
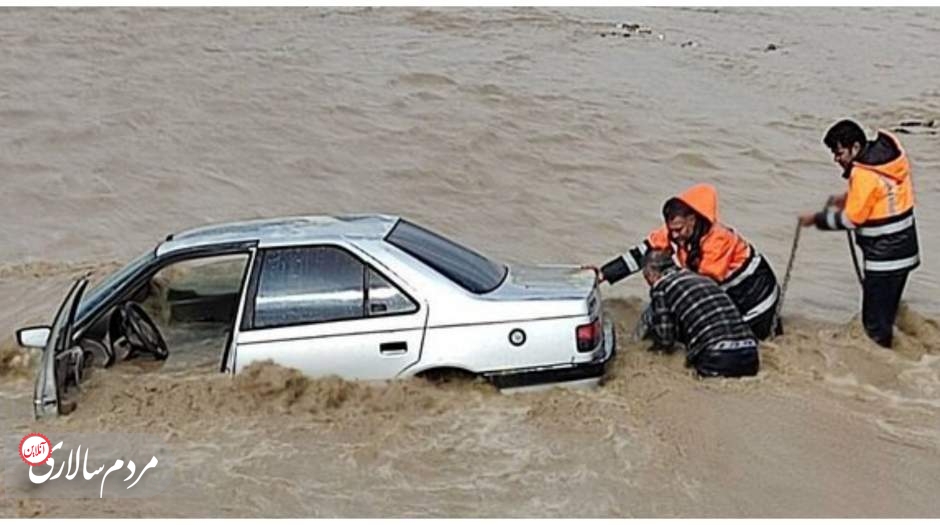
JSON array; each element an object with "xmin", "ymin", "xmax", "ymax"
[
  {"xmin": 799, "ymin": 119, "xmax": 920, "ymax": 348},
  {"xmin": 592, "ymin": 183, "xmax": 782, "ymax": 340}
]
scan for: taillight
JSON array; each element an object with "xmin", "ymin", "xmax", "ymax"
[{"xmin": 576, "ymin": 318, "xmax": 602, "ymax": 352}]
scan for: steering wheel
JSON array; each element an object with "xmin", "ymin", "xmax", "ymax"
[{"xmin": 121, "ymin": 302, "xmax": 169, "ymax": 361}]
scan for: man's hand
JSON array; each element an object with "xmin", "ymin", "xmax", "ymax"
[
  {"xmin": 827, "ymin": 193, "xmax": 847, "ymax": 208},
  {"xmin": 798, "ymin": 212, "xmax": 816, "ymax": 228},
  {"xmin": 580, "ymin": 265, "xmax": 605, "ymax": 284}
]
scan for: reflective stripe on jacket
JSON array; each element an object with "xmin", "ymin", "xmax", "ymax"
[
  {"xmin": 815, "ymin": 130, "xmax": 920, "ymax": 274},
  {"xmin": 602, "ymin": 184, "xmax": 779, "ymax": 322}
]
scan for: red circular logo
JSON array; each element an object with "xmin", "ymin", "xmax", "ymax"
[{"xmin": 19, "ymin": 433, "xmax": 52, "ymax": 467}]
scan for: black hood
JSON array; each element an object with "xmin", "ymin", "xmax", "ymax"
[{"xmin": 845, "ymin": 131, "xmax": 902, "ymax": 178}]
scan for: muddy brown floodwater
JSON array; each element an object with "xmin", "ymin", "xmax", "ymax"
[{"xmin": 1, "ymin": 7, "xmax": 939, "ymax": 518}]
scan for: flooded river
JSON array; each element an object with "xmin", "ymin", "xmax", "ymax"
[{"xmin": 1, "ymin": 7, "xmax": 939, "ymax": 517}]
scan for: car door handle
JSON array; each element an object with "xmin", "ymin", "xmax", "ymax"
[{"xmin": 379, "ymin": 341, "xmax": 408, "ymax": 355}]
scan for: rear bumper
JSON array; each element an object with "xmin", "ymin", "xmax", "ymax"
[{"xmin": 487, "ymin": 319, "xmax": 616, "ymax": 390}]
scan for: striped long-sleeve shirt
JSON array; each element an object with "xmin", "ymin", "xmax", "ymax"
[{"xmin": 649, "ymin": 268, "xmax": 757, "ymax": 360}]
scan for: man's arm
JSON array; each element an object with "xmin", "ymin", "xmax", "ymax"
[
  {"xmin": 648, "ymin": 285, "xmax": 677, "ymax": 351},
  {"xmin": 840, "ymin": 171, "xmax": 880, "ymax": 226},
  {"xmin": 801, "ymin": 172, "xmax": 879, "ymax": 230},
  {"xmin": 827, "ymin": 193, "xmax": 847, "ymax": 209},
  {"xmin": 599, "ymin": 228, "xmax": 669, "ymax": 285},
  {"xmin": 812, "ymin": 207, "xmax": 856, "ymax": 231},
  {"xmin": 600, "ymin": 241, "xmax": 650, "ymax": 284}
]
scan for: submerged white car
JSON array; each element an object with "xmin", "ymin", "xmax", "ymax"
[{"xmin": 17, "ymin": 215, "xmax": 615, "ymax": 418}]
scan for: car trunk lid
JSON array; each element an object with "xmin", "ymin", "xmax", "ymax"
[{"xmin": 490, "ymin": 264, "xmax": 597, "ymax": 302}]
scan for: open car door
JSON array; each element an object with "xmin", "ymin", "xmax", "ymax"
[{"xmin": 33, "ymin": 278, "xmax": 88, "ymax": 419}]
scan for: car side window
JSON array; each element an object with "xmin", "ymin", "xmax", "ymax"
[
  {"xmin": 254, "ymin": 246, "xmax": 365, "ymax": 328},
  {"xmin": 367, "ymin": 268, "xmax": 417, "ymax": 317}
]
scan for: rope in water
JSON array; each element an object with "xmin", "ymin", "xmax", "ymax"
[
  {"xmin": 846, "ymin": 231, "xmax": 865, "ymax": 285},
  {"xmin": 772, "ymin": 219, "xmax": 801, "ymax": 338}
]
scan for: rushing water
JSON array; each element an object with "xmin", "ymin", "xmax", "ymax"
[{"xmin": 1, "ymin": 7, "xmax": 939, "ymax": 517}]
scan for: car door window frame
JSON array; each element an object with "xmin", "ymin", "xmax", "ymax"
[
  {"xmin": 241, "ymin": 243, "xmax": 419, "ymax": 332},
  {"xmin": 74, "ymin": 242, "xmax": 258, "ymax": 338}
]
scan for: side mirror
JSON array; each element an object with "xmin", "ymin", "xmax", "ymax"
[{"xmin": 16, "ymin": 326, "xmax": 51, "ymax": 349}]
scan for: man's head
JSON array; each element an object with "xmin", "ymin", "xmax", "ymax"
[
  {"xmin": 642, "ymin": 249, "xmax": 678, "ymax": 286},
  {"xmin": 823, "ymin": 119, "xmax": 867, "ymax": 170},
  {"xmin": 662, "ymin": 199, "xmax": 698, "ymax": 245}
]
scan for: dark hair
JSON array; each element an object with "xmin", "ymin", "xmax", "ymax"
[
  {"xmin": 661, "ymin": 197, "xmax": 709, "ymax": 272},
  {"xmin": 823, "ymin": 119, "xmax": 867, "ymax": 152},
  {"xmin": 685, "ymin": 220, "xmax": 709, "ymax": 272},
  {"xmin": 642, "ymin": 248, "xmax": 677, "ymax": 275},
  {"xmin": 662, "ymin": 198, "xmax": 696, "ymax": 222}
]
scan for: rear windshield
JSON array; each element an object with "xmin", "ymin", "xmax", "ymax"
[{"xmin": 385, "ymin": 220, "xmax": 507, "ymax": 294}]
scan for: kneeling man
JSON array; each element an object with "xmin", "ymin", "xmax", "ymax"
[{"xmin": 643, "ymin": 249, "xmax": 760, "ymax": 378}]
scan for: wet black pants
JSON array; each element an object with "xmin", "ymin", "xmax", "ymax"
[
  {"xmin": 747, "ymin": 303, "xmax": 783, "ymax": 341},
  {"xmin": 862, "ymin": 271, "xmax": 909, "ymax": 348},
  {"xmin": 692, "ymin": 346, "xmax": 760, "ymax": 378}
]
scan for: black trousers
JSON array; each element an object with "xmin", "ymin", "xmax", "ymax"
[
  {"xmin": 747, "ymin": 301, "xmax": 783, "ymax": 340},
  {"xmin": 692, "ymin": 346, "xmax": 760, "ymax": 378},
  {"xmin": 862, "ymin": 271, "xmax": 909, "ymax": 348}
]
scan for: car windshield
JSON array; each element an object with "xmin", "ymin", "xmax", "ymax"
[
  {"xmin": 385, "ymin": 220, "xmax": 507, "ymax": 294},
  {"xmin": 77, "ymin": 249, "xmax": 156, "ymax": 319}
]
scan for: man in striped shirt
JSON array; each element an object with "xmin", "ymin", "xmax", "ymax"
[
  {"xmin": 643, "ymin": 249, "xmax": 760, "ymax": 378},
  {"xmin": 592, "ymin": 184, "xmax": 780, "ymax": 340}
]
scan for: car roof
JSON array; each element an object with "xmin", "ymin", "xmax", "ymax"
[{"xmin": 157, "ymin": 214, "xmax": 400, "ymax": 256}]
